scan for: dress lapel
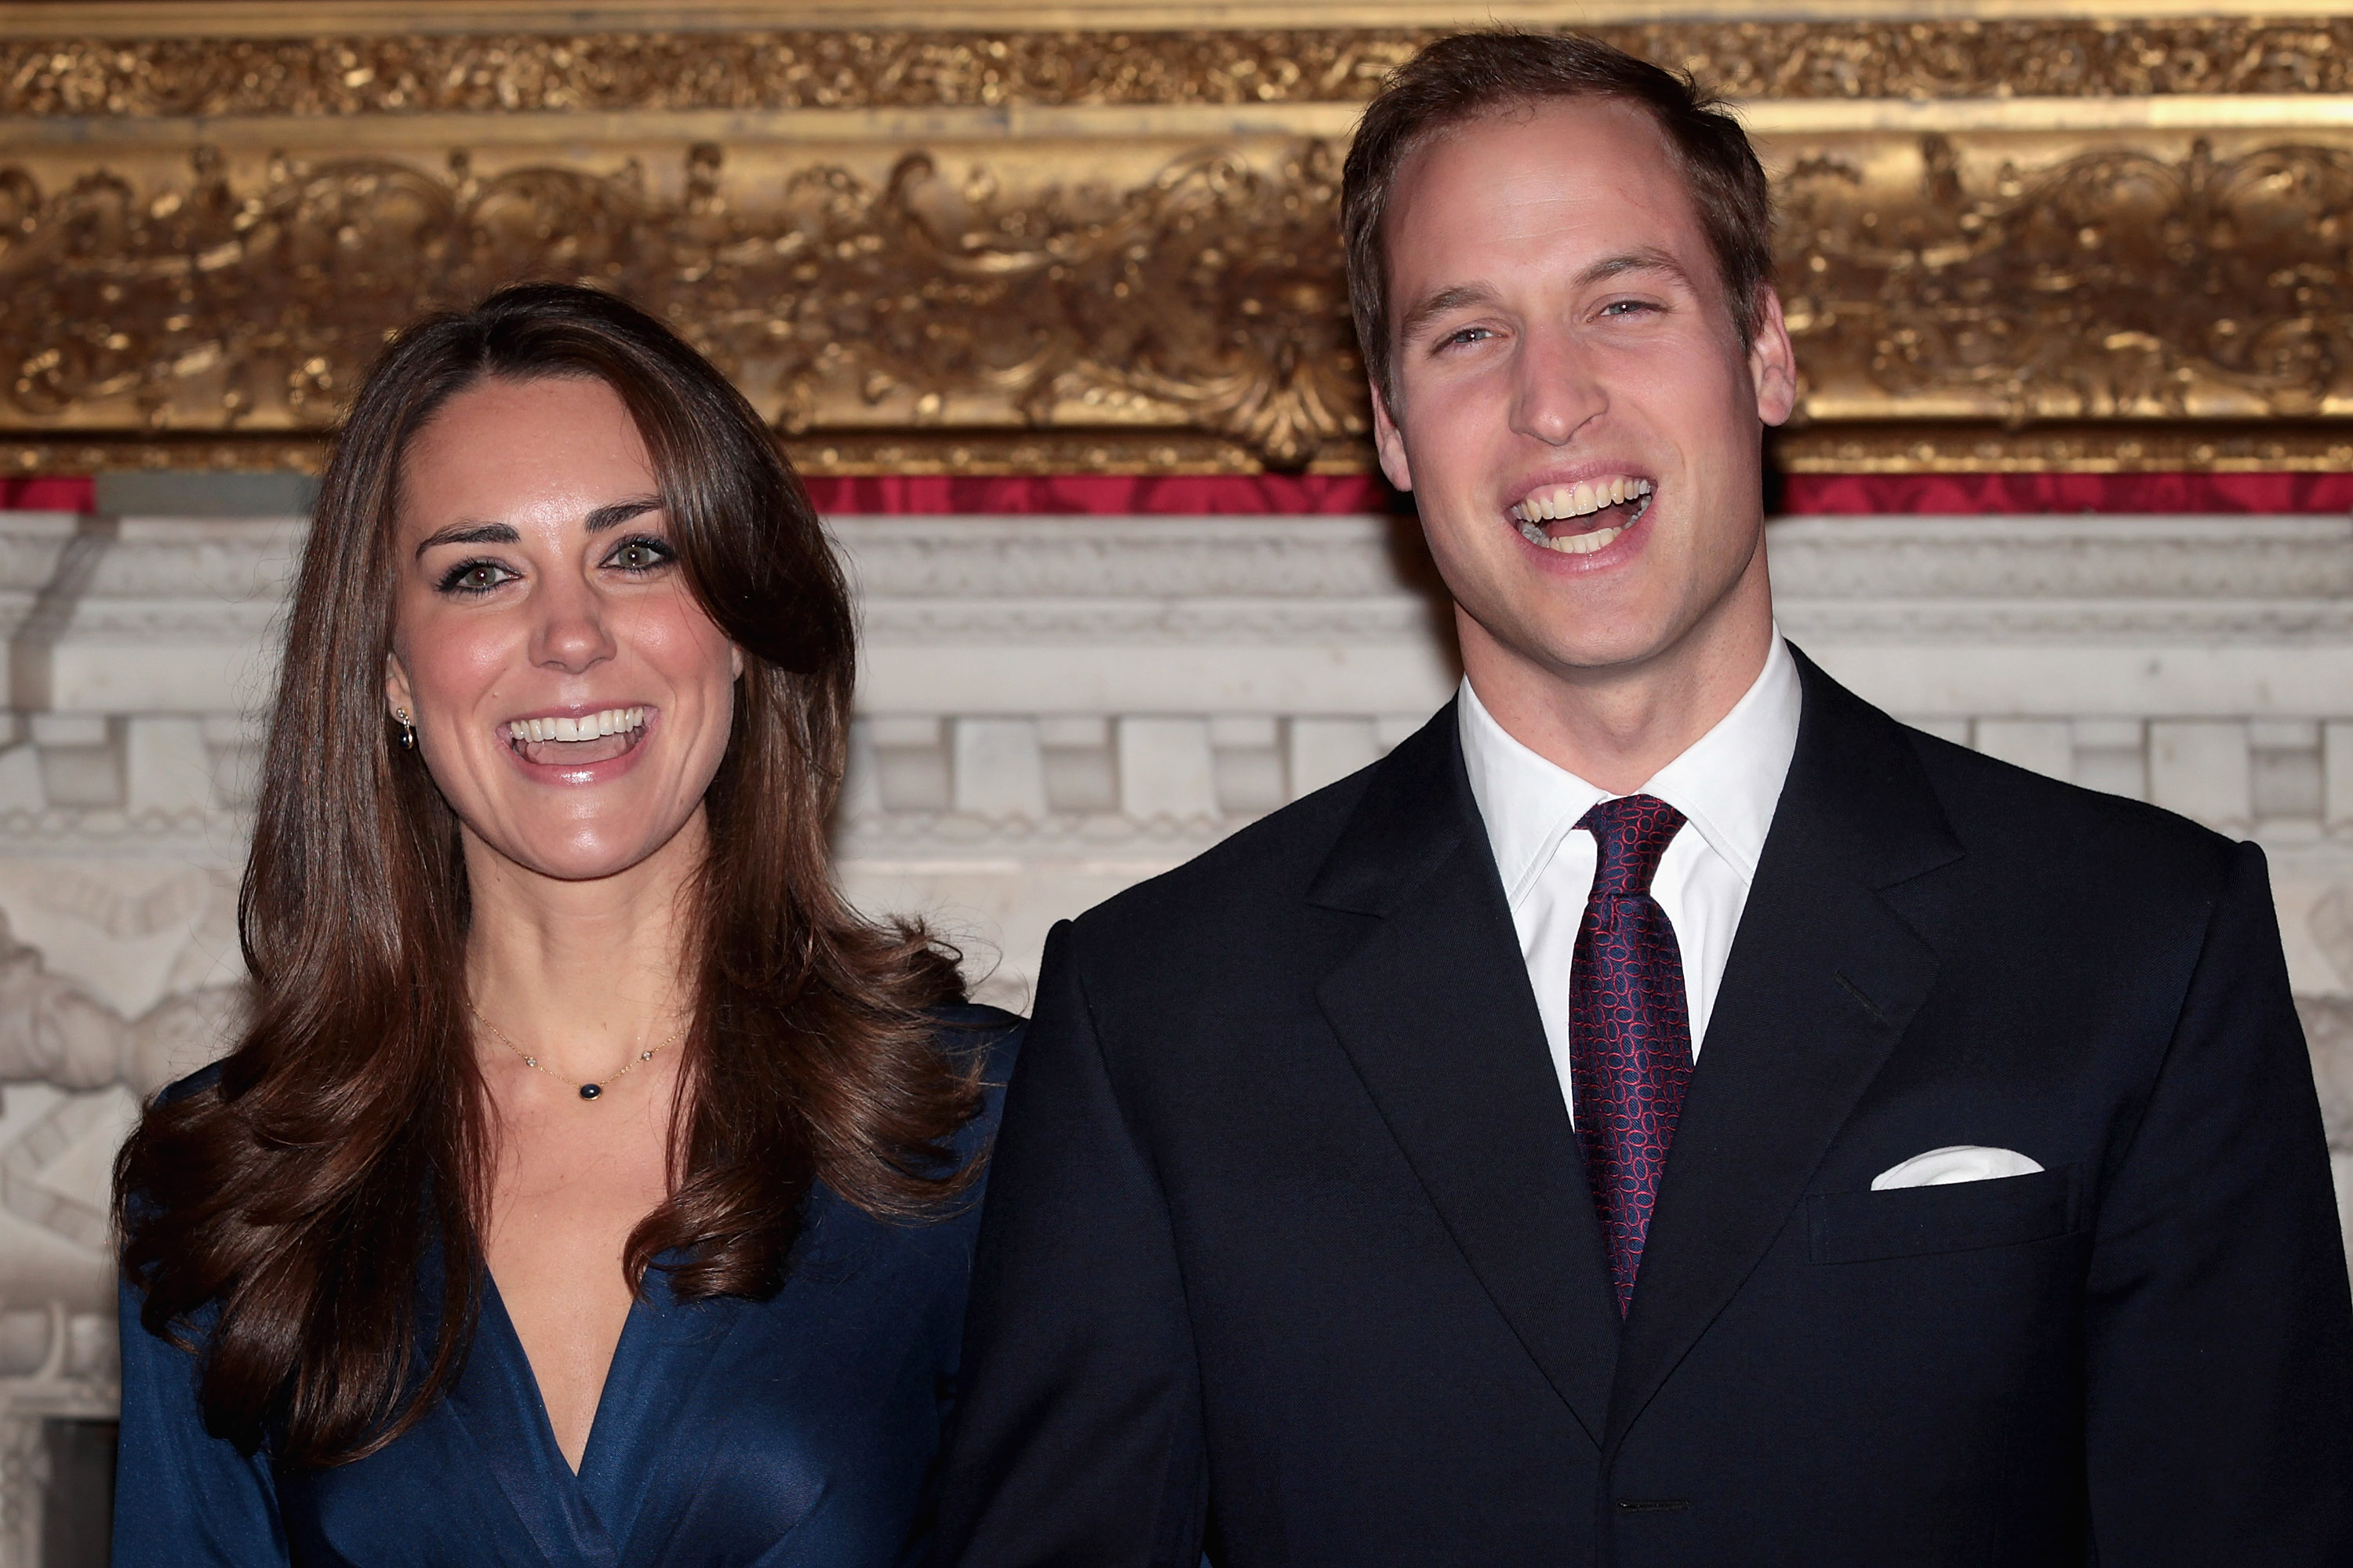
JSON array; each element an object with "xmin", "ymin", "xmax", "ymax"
[
  {"xmin": 1606, "ymin": 647, "xmax": 1963, "ymax": 1450},
  {"xmin": 446, "ymin": 1275, "xmax": 624, "ymax": 1568},
  {"xmin": 1310, "ymin": 706, "xmax": 1624, "ymax": 1446},
  {"xmin": 584, "ymin": 1264, "xmax": 744, "ymax": 1564}
]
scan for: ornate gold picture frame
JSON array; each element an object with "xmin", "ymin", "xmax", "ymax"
[{"xmin": 8, "ymin": 1, "xmax": 2353, "ymax": 475}]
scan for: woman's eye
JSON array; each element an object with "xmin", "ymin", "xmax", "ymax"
[
  {"xmin": 606, "ymin": 537, "xmax": 675, "ymax": 573},
  {"xmin": 437, "ymin": 560, "xmax": 515, "ymax": 595}
]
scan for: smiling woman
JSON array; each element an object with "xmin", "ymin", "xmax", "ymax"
[{"xmin": 107, "ymin": 284, "xmax": 1017, "ymax": 1566}]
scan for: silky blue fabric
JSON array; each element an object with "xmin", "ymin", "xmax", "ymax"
[{"xmin": 115, "ymin": 1008, "xmax": 1017, "ymax": 1567}]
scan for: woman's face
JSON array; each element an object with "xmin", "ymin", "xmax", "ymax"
[{"xmin": 384, "ymin": 374, "xmax": 742, "ymax": 884}]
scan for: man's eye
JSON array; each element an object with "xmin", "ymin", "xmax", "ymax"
[
  {"xmin": 1600, "ymin": 300, "xmax": 1661, "ymax": 318},
  {"xmin": 437, "ymin": 560, "xmax": 514, "ymax": 595}
]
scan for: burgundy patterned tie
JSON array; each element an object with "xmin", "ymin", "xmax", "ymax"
[{"xmin": 1569, "ymin": 794, "xmax": 1694, "ymax": 1315}]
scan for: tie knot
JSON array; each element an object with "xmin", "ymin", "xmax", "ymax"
[{"xmin": 1576, "ymin": 793, "xmax": 1686, "ymax": 898}]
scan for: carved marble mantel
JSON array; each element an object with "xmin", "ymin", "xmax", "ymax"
[{"xmin": 0, "ymin": 504, "xmax": 2348, "ymax": 1559}]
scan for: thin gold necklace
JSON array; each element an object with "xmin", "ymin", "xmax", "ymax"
[{"xmin": 465, "ymin": 999, "xmax": 685, "ymax": 1102}]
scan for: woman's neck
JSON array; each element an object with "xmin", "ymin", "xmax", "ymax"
[{"xmin": 460, "ymin": 809, "xmax": 704, "ymax": 1085}]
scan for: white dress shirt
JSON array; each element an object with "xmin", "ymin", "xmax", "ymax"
[{"xmin": 1457, "ymin": 633, "xmax": 1802, "ymax": 1125}]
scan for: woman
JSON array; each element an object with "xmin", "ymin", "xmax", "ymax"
[{"xmin": 111, "ymin": 282, "xmax": 1015, "ymax": 1566}]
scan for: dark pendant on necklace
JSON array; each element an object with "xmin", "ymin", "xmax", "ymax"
[{"xmin": 579, "ymin": 1082, "xmax": 602, "ymax": 1101}]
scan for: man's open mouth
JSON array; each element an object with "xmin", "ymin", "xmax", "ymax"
[
  {"xmin": 1508, "ymin": 476, "xmax": 1653, "ymax": 556},
  {"xmin": 503, "ymin": 706, "xmax": 649, "ymax": 766}
]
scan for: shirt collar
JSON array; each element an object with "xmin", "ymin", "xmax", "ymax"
[{"xmin": 1457, "ymin": 630, "xmax": 1802, "ymax": 906}]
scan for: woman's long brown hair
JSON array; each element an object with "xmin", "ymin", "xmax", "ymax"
[{"xmin": 112, "ymin": 282, "xmax": 978, "ymax": 1467}]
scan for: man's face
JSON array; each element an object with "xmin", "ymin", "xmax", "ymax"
[{"xmin": 1372, "ymin": 97, "xmax": 1795, "ymax": 687}]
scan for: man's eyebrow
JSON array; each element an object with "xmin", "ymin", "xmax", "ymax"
[
  {"xmin": 413, "ymin": 521, "xmax": 517, "ymax": 559},
  {"xmin": 585, "ymin": 496, "xmax": 664, "ymax": 533},
  {"xmin": 1577, "ymin": 247, "xmax": 1696, "ymax": 291},
  {"xmin": 1396, "ymin": 282, "xmax": 1500, "ymax": 347},
  {"xmin": 1395, "ymin": 249, "xmax": 1697, "ymax": 347}
]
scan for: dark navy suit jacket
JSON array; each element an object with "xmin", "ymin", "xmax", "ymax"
[
  {"xmin": 115, "ymin": 1006, "xmax": 1019, "ymax": 1568},
  {"xmin": 933, "ymin": 649, "xmax": 2353, "ymax": 1566}
]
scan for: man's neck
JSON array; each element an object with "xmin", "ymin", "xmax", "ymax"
[{"xmin": 1460, "ymin": 598, "xmax": 1776, "ymax": 795}]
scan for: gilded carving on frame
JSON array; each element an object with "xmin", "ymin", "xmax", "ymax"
[
  {"xmin": 7, "ymin": 13, "xmax": 2353, "ymax": 472},
  {"xmin": 12, "ymin": 21, "xmax": 2353, "ymax": 118},
  {"xmin": 0, "ymin": 137, "xmax": 1365, "ymax": 464},
  {"xmin": 1781, "ymin": 132, "xmax": 2353, "ymax": 425}
]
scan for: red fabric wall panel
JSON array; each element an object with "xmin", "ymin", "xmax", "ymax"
[
  {"xmin": 0, "ymin": 476, "xmax": 96, "ymax": 511},
  {"xmin": 1780, "ymin": 471, "xmax": 2353, "ymax": 516},
  {"xmin": 6, "ymin": 471, "xmax": 2349, "ymax": 515},
  {"xmin": 796, "ymin": 473, "xmax": 1393, "ymax": 515}
]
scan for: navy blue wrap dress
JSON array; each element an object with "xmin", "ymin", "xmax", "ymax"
[{"xmin": 112, "ymin": 1007, "xmax": 1019, "ymax": 1567}]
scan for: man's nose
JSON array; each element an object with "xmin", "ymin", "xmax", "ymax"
[
  {"xmin": 1510, "ymin": 326, "xmax": 1606, "ymax": 447},
  {"xmin": 531, "ymin": 579, "xmax": 616, "ymax": 675}
]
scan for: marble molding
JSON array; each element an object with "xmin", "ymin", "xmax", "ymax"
[{"xmin": 0, "ymin": 505, "xmax": 2348, "ymax": 1556}]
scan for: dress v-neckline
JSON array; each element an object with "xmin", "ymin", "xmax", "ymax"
[
  {"xmin": 453, "ymin": 1262, "xmax": 747, "ymax": 1566},
  {"xmin": 481, "ymin": 1269, "xmax": 650, "ymax": 1479}
]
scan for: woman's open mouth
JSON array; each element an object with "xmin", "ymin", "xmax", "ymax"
[
  {"xmin": 1508, "ymin": 475, "xmax": 1653, "ymax": 555},
  {"xmin": 503, "ymin": 707, "xmax": 649, "ymax": 767}
]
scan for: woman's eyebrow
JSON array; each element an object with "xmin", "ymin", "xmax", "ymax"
[
  {"xmin": 411, "ymin": 497, "xmax": 661, "ymax": 558},
  {"xmin": 585, "ymin": 496, "xmax": 664, "ymax": 533},
  {"xmin": 413, "ymin": 520, "xmax": 518, "ymax": 559}
]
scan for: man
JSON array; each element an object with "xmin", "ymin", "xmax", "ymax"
[{"xmin": 933, "ymin": 32, "xmax": 2353, "ymax": 1565}]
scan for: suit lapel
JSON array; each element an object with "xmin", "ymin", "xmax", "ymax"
[
  {"xmin": 1606, "ymin": 649, "xmax": 1962, "ymax": 1449},
  {"xmin": 1311, "ymin": 707, "xmax": 1624, "ymax": 1446}
]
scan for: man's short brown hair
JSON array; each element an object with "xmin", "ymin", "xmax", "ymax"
[{"xmin": 1341, "ymin": 30, "xmax": 1773, "ymax": 413}]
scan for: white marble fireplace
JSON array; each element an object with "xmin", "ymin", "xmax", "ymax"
[{"xmin": 0, "ymin": 501, "xmax": 2349, "ymax": 1561}]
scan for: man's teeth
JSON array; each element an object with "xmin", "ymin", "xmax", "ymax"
[
  {"xmin": 506, "ymin": 707, "xmax": 646, "ymax": 744},
  {"xmin": 1507, "ymin": 475, "xmax": 1653, "ymax": 524},
  {"xmin": 1518, "ymin": 519, "xmax": 1627, "ymax": 555}
]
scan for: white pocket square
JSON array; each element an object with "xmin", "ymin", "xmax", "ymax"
[{"xmin": 1870, "ymin": 1145, "xmax": 2044, "ymax": 1191}]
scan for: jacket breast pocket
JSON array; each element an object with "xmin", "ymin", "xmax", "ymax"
[{"xmin": 1806, "ymin": 1164, "xmax": 2085, "ymax": 1264}]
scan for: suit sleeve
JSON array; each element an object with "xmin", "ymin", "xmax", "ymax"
[
  {"xmin": 112, "ymin": 1281, "xmax": 289, "ymax": 1566},
  {"xmin": 2083, "ymin": 840, "xmax": 2353, "ymax": 1561},
  {"xmin": 930, "ymin": 921, "xmax": 1209, "ymax": 1568}
]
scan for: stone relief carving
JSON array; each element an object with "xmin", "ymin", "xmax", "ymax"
[
  {"xmin": 0, "ymin": 908, "xmax": 238, "ymax": 1101},
  {"xmin": 0, "ymin": 1297, "xmax": 117, "ymax": 1568},
  {"xmin": 9, "ymin": 20, "xmax": 2353, "ymax": 118},
  {"xmin": 2299, "ymin": 888, "xmax": 2353, "ymax": 1149}
]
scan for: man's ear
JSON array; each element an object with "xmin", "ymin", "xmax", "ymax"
[
  {"xmin": 1747, "ymin": 286, "xmax": 1798, "ymax": 428},
  {"xmin": 1370, "ymin": 376, "xmax": 1414, "ymax": 493},
  {"xmin": 383, "ymin": 651, "xmax": 414, "ymax": 722}
]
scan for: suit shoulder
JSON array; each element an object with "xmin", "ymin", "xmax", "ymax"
[
  {"xmin": 1900, "ymin": 722, "xmax": 2241, "ymax": 890},
  {"xmin": 1070, "ymin": 760, "xmax": 1380, "ymax": 942}
]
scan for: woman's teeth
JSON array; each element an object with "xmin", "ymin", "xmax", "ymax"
[
  {"xmin": 1509, "ymin": 475, "xmax": 1654, "ymax": 555},
  {"xmin": 505, "ymin": 707, "xmax": 646, "ymax": 745}
]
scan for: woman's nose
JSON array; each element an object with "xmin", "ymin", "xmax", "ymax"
[{"xmin": 531, "ymin": 581, "xmax": 616, "ymax": 674}]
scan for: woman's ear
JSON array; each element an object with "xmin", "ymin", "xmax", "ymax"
[
  {"xmin": 384, "ymin": 652, "xmax": 415, "ymax": 722},
  {"xmin": 731, "ymin": 645, "xmax": 745, "ymax": 679}
]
